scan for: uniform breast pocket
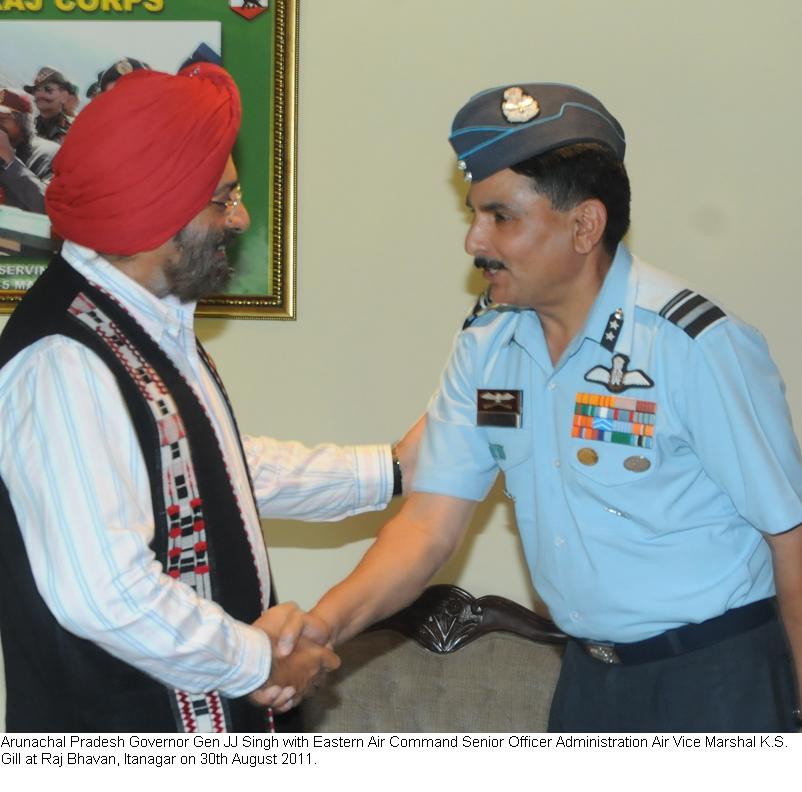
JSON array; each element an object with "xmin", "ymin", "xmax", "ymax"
[
  {"xmin": 568, "ymin": 439, "xmax": 658, "ymax": 487},
  {"xmin": 570, "ymin": 390, "xmax": 658, "ymax": 487}
]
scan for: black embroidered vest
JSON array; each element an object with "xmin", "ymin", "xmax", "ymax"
[{"xmin": 0, "ymin": 256, "xmax": 288, "ymax": 732}]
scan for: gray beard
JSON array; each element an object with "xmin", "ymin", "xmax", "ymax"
[{"xmin": 165, "ymin": 225, "xmax": 235, "ymax": 302}]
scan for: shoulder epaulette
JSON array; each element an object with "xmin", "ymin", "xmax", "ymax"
[
  {"xmin": 659, "ymin": 289, "xmax": 726, "ymax": 339},
  {"xmin": 462, "ymin": 290, "xmax": 494, "ymax": 330},
  {"xmin": 461, "ymin": 292, "xmax": 530, "ymax": 331}
]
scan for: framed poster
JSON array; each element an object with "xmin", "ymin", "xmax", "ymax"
[{"xmin": 0, "ymin": 0, "xmax": 297, "ymax": 319}]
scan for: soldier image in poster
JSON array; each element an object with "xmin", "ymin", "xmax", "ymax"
[{"xmin": 0, "ymin": 21, "xmax": 221, "ymax": 284}]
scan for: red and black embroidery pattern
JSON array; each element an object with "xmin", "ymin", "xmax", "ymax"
[{"xmin": 70, "ymin": 292, "xmax": 227, "ymax": 733}]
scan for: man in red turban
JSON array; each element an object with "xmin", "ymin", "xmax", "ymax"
[
  {"xmin": 47, "ymin": 62, "xmax": 241, "ymax": 259},
  {"xmin": 0, "ymin": 63, "xmax": 417, "ymax": 733}
]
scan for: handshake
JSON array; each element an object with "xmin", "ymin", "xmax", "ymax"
[{"xmin": 247, "ymin": 603, "xmax": 341, "ymax": 713}]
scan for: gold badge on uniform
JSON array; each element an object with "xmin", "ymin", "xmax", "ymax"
[
  {"xmin": 577, "ymin": 447, "xmax": 599, "ymax": 466},
  {"xmin": 477, "ymin": 389, "xmax": 522, "ymax": 428}
]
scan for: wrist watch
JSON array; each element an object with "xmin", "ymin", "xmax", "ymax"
[{"xmin": 391, "ymin": 446, "xmax": 402, "ymax": 497}]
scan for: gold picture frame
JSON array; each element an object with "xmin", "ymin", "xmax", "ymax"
[{"xmin": 0, "ymin": 0, "xmax": 297, "ymax": 320}]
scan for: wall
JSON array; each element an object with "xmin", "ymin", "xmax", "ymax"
[{"xmin": 1, "ymin": 0, "xmax": 800, "ymax": 724}]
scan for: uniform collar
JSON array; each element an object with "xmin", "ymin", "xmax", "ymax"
[
  {"xmin": 508, "ymin": 245, "xmax": 637, "ymax": 371},
  {"xmin": 581, "ymin": 243, "xmax": 636, "ymax": 357},
  {"xmin": 61, "ymin": 240, "xmax": 196, "ymax": 348}
]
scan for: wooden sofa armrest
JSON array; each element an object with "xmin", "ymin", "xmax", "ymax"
[{"xmin": 373, "ymin": 583, "xmax": 566, "ymax": 653}]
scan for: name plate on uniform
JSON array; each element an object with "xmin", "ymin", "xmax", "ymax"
[{"xmin": 476, "ymin": 389, "xmax": 522, "ymax": 428}]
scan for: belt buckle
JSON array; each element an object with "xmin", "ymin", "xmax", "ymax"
[{"xmin": 583, "ymin": 641, "xmax": 621, "ymax": 664}]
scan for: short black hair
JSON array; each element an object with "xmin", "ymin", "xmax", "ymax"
[{"xmin": 511, "ymin": 143, "xmax": 630, "ymax": 256}]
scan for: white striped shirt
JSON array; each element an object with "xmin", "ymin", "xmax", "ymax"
[{"xmin": 0, "ymin": 242, "xmax": 393, "ymax": 697}]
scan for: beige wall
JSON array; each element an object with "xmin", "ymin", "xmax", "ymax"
[{"xmin": 2, "ymin": 0, "xmax": 801, "ymax": 723}]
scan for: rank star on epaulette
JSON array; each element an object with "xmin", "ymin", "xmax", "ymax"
[
  {"xmin": 585, "ymin": 353, "xmax": 654, "ymax": 394},
  {"xmin": 601, "ymin": 308, "xmax": 624, "ymax": 351}
]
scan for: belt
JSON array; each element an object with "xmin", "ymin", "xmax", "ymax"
[{"xmin": 579, "ymin": 598, "xmax": 777, "ymax": 665}]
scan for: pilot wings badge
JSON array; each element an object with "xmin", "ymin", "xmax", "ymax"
[
  {"xmin": 477, "ymin": 389, "xmax": 522, "ymax": 428},
  {"xmin": 584, "ymin": 354, "xmax": 654, "ymax": 394}
]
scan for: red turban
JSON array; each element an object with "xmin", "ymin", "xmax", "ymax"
[{"xmin": 46, "ymin": 63, "xmax": 241, "ymax": 256}]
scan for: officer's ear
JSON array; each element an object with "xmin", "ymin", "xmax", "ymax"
[{"xmin": 572, "ymin": 198, "xmax": 607, "ymax": 255}]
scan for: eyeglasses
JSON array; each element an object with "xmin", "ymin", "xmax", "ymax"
[{"xmin": 209, "ymin": 184, "xmax": 243, "ymax": 214}]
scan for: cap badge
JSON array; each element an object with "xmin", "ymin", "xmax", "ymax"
[
  {"xmin": 501, "ymin": 87, "xmax": 540, "ymax": 123},
  {"xmin": 116, "ymin": 60, "xmax": 134, "ymax": 76}
]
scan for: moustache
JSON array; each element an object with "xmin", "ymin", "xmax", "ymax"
[
  {"xmin": 473, "ymin": 257, "xmax": 506, "ymax": 273},
  {"xmin": 219, "ymin": 228, "xmax": 238, "ymax": 246},
  {"xmin": 210, "ymin": 229, "xmax": 239, "ymax": 254}
]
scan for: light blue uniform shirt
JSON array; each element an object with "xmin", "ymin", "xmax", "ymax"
[{"xmin": 415, "ymin": 245, "xmax": 802, "ymax": 642}]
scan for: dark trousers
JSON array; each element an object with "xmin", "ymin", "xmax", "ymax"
[{"xmin": 548, "ymin": 618, "xmax": 796, "ymax": 732}]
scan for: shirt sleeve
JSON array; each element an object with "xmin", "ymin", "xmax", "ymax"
[
  {"xmin": 413, "ymin": 330, "xmax": 499, "ymax": 500},
  {"xmin": 244, "ymin": 436, "xmax": 394, "ymax": 521},
  {"xmin": 684, "ymin": 319, "xmax": 802, "ymax": 534},
  {"xmin": 0, "ymin": 336, "xmax": 271, "ymax": 698},
  {"xmin": 0, "ymin": 157, "xmax": 47, "ymax": 213}
]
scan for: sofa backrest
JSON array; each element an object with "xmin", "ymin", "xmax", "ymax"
[{"xmin": 304, "ymin": 584, "xmax": 566, "ymax": 732}]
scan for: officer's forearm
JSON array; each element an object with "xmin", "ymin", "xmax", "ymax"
[{"xmin": 313, "ymin": 492, "xmax": 476, "ymax": 645}]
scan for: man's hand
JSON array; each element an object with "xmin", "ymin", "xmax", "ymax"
[
  {"xmin": 260, "ymin": 636, "xmax": 340, "ymax": 712},
  {"xmin": 0, "ymin": 129, "xmax": 15, "ymax": 168},
  {"xmin": 247, "ymin": 637, "xmax": 340, "ymax": 712},
  {"xmin": 254, "ymin": 601, "xmax": 333, "ymax": 657},
  {"xmin": 247, "ymin": 603, "xmax": 340, "ymax": 712}
]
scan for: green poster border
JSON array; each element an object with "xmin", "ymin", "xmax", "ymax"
[{"xmin": 0, "ymin": 0, "xmax": 297, "ymax": 320}]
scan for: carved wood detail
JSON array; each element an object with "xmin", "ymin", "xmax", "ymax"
[{"xmin": 370, "ymin": 584, "xmax": 567, "ymax": 654}]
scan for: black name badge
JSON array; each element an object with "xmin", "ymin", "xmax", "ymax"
[{"xmin": 476, "ymin": 389, "xmax": 522, "ymax": 428}]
